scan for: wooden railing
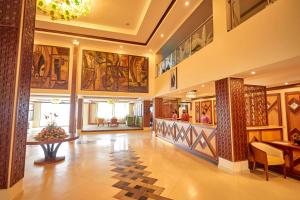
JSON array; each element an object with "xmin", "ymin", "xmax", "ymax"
[{"xmin": 154, "ymin": 118, "xmax": 218, "ymax": 163}]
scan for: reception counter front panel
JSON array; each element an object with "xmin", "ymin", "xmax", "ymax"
[{"xmin": 155, "ymin": 118, "xmax": 218, "ymax": 162}]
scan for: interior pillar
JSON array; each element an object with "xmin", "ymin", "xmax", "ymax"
[
  {"xmin": 143, "ymin": 100, "xmax": 151, "ymax": 128},
  {"xmin": 215, "ymin": 78, "xmax": 248, "ymax": 173},
  {"xmin": 153, "ymin": 98, "xmax": 163, "ymax": 118},
  {"xmin": 77, "ymin": 98, "xmax": 84, "ymax": 132},
  {"xmin": 69, "ymin": 44, "xmax": 79, "ymax": 135},
  {"xmin": 0, "ymin": 0, "xmax": 36, "ymax": 199}
]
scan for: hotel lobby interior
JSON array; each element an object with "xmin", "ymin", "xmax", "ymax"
[{"xmin": 1, "ymin": 0, "xmax": 300, "ymax": 199}]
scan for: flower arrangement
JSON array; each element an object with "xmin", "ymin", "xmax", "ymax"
[
  {"xmin": 291, "ymin": 133, "xmax": 300, "ymax": 145},
  {"xmin": 35, "ymin": 113, "xmax": 68, "ymax": 141}
]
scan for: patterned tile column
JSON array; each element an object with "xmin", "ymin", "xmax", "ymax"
[
  {"xmin": 0, "ymin": 0, "xmax": 36, "ymax": 197},
  {"xmin": 215, "ymin": 78, "xmax": 247, "ymax": 164}
]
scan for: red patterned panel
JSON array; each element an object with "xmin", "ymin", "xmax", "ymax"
[
  {"xmin": 244, "ymin": 85, "xmax": 268, "ymax": 126},
  {"xmin": 0, "ymin": 0, "xmax": 23, "ymax": 189},
  {"xmin": 215, "ymin": 78, "xmax": 233, "ymax": 161},
  {"xmin": 230, "ymin": 78, "xmax": 247, "ymax": 161},
  {"xmin": 10, "ymin": 0, "xmax": 36, "ymax": 187}
]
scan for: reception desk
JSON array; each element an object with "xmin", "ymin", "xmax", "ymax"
[{"xmin": 154, "ymin": 118, "xmax": 218, "ymax": 163}]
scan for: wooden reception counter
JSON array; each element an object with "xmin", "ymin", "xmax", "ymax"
[{"xmin": 154, "ymin": 118, "xmax": 218, "ymax": 163}]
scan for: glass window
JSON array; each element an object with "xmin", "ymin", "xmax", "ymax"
[
  {"xmin": 115, "ymin": 103, "xmax": 129, "ymax": 119},
  {"xmin": 97, "ymin": 102, "xmax": 113, "ymax": 120},
  {"xmin": 40, "ymin": 103, "xmax": 70, "ymax": 127}
]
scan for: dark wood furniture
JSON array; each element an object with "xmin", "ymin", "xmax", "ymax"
[
  {"xmin": 108, "ymin": 118, "xmax": 119, "ymax": 127},
  {"xmin": 265, "ymin": 141, "xmax": 300, "ymax": 174},
  {"xmin": 27, "ymin": 135, "xmax": 79, "ymax": 165}
]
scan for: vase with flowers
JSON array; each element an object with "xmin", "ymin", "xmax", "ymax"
[{"xmin": 35, "ymin": 113, "xmax": 68, "ymax": 141}]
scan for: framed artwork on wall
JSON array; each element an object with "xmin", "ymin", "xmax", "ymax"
[
  {"xmin": 170, "ymin": 68, "xmax": 177, "ymax": 90},
  {"xmin": 31, "ymin": 45, "xmax": 70, "ymax": 89},
  {"xmin": 176, "ymin": 37, "xmax": 191, "ymax": 64},
  {"xmin": 81, "ymin": 50, "xmax": 148, "ymax": 93}
]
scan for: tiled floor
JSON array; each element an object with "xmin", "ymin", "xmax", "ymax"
[{"xmin": 17, "ymin": 132, "xmax": 299, "ymax": 200}]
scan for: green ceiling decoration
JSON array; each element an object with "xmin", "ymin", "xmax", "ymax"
[{"xmin": 37, "ymin": 0, "xmax": 91, "ymax": 20}]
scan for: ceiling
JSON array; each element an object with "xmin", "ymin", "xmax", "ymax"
[{"xmin": 35, "ymin": 0, "xmax": 204, "ymax": 52}]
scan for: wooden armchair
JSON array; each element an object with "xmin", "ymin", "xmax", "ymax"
[
  {"xmin": 96, "ymin": 118, "xmax": 105, "ymax": 127},
  {"xmin": 250, "ymin": 142, "xmax": 286, "ymax": 181}
]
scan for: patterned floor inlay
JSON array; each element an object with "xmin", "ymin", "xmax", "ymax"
[{"xmin": 110, "ymin": 149, "xmax": 172, "ymax": 200}]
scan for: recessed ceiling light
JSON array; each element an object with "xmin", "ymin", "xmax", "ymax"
[
  {"xmin": 149, "ymin": 49, "xmax": 153, "ymax": 52},
  {"xmin": 72, "ymin": 40, "xmax": 79, "ymax": 45},
  {"xmin": 285, "ymin": 82, "xmax": 289, "ymax": 85},
  {"xmin": 251, "ymin": 71, "xmax": 256, "ymax": 75},
  {"xmin": 201, "ymin": 84, "xmax": 205, "ymax": 87},
  {"xmin": 120, "ymin": 45, "xmax": 123, "ymax": 48},
  {"xmin": 160, "ymin": 33, "xmax": 164, "ymax": 38},
  {"xmin": 185, "ymin": 1, "xmax": 190, "ymax": 6}
]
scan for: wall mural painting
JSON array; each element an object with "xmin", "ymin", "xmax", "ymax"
[
  {"xmin": 31, "ymin": 45, "xmax": 70, "ymax": 89},
  {"xmin": 81, "ymin": 50, "xmax": 148, "ymax": 93}
]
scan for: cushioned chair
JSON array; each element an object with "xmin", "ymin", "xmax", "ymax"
[
  {"xmin": 108, "ymin": 117, "xmax": 119, "ymax": 127},
  {"xmin": 250, "ymin": 142, "xmax": 286, "ymax": 181}
]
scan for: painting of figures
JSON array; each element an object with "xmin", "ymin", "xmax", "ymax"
[
  {"xmin": 128, "ymin": 56, "xmax": 149, "ymax": 93},
  {"xmin": 31, "ymin": 45, "xmax": 70, "ymax": 89},
  {"xmin": 81, "ymin": 50, "xmax": 148, "ymax": 93}
]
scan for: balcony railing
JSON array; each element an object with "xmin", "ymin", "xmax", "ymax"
[
  {"xmin": 227, "ymin": 0, "xmax": 278, "ymax": 31},
  {"xmin": 156, "ymin": 15, "xmax": 213, "ymax": 77}
]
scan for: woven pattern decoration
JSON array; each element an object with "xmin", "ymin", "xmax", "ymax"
[
  {"xmin": 111, "ymin": 149, "xmax": 172, "ymax": 200},
  {"xmin": 230, "ymin": 78, "xmax": 247, "ymax": 161},
  {"xmin": 215, "ymin": 78, "xmax": 233, "ymax": 161},
  {"xmin": 285, "ymin": 92, "xmax": 300, "ymax": 140},
  {"xmin": 267, "ymin": 93, "xmax": 282, "ymax": 126},
  {"xmin": 143, "ymin": 100, "xmax": 151, "ymax": 127},
  {"xmin": 154, "ymin": 119, "xmax": 218, "ymax": 162},
  {"xmin": 244, "ymin": 85, "xmax": 268, "ymax": 126},
  {"xmin": 10, "ymin": 0, "xmax": 37, "ymax": 187},
  {"xmin": 0, "ymin": 0, "xmax": 23, "ymax": 189},
  {"xmin": 195, "ymin": 102, "xmax": 200, "ymax": 122}
]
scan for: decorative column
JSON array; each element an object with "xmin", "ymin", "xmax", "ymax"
[
  {"xmin": 0, "ymin": 0, "xmax": 36, "ymax": 199},
  {"xmin": 69, "ymin": 43, "xmax": 79, "ymax": 135},
  {"xmin": 215, "ymin": 78, "xmax": 248, "ymax": 172},
  {"xmin": 77, "ymin": 98, "xmax": 84, "ymax": 132},
  {"xmin": 143, "ymin": 100, "xmax": 151, "ymax": 128},
  {"xmin": 153, "ymin": 98, "xmax": 163, "ymax": 118}
]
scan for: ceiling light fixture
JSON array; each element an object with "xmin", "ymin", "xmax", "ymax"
[
  {"xmin": 120, "ymin": 45, "xmax": 123, "ymax": 48},
  {"xmin": 72, "ymin": 39, "xmax": 80, "ymax": 45},
  {"xmin": 186, "ymin": 90, "xmax": 197, "ymax": 99},
  {"xmin": 285, "ymin": 82, "xmax": 289, "ymax": 85},
  {"xmin": 185, "ymin": 1, "xmax": 190, "ymax": 6},
  {"xmin": 160, "ymin": 33, "xmax": 164, "ymax": 38},
  {"xmin": 37, "ymin": 0, "xmax": 91, "ymax": 20},
  {"xmin": 201, "ymin": 84, "xmax": 205, "ymax": 88},
  {"xmin": 251, "ymin": 71, "xmax": 256, "ymax": 75}
]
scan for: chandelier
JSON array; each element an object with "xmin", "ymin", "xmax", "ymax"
[
  {"xmin": 186, "ymin": 90, "xmax": 197, "ymax": 99},
  {"xmin": 37, "ymin": 0, "xmax": 91, "ymax": 20}
]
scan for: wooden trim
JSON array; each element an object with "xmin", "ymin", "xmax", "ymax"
[
  {"xmin": 267, "ymin": 93, "xmax": 282, "ymax": 126},
  {"xmin": 267, "ymin": 83, "xmax": 300, "ymax": 91},
  {"xmin": 285, "ymin": 91, "xmax": 300, "ymax": 140},
  {"xmin": 35, "ymin": 0, "xmax": 176, "ymax": 46}
]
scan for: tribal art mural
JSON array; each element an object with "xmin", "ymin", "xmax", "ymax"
[
  {"xmin": 81, "ymin": 50, "xmax": 149, "ymax": 93},
  {"xmin": 110, "ymin": 149, "xmax": 171, "ymax": 200}
]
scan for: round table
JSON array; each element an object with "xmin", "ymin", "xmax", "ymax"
[{"xmin": 26, "ymin": 135, "xmax": 79, "ymax": 165}]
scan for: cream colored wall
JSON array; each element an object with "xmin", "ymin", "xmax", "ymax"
[
  {"xmin": 83, "ymin": 103, "xmax": 89, "ymax": 126},
  {"xmin": 31, "ymin": 103, "xmax": 41, "ymax": 128},
  {"xmin": 155, "ymin": 0, "xmax": 300, "ymax": 97},
  {"xmin": 267, "ymin": 86, "xmax": 300, "ymax": 141}
]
